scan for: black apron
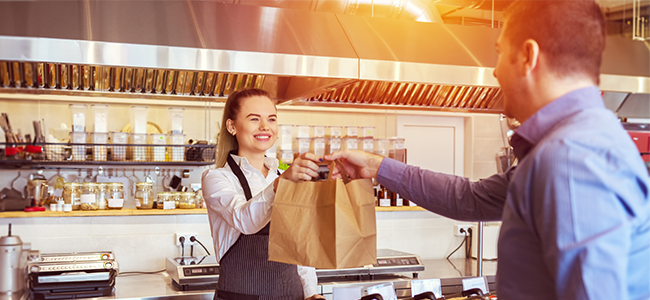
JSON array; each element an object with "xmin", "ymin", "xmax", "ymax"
[{"xmin": 214, "ymin": 151, "xmax": 304, "ymax": 300}]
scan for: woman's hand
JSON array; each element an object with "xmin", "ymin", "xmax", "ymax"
[
  {"xmin": 305, "ymin": 294, "xmax": 326, "ymax": 300},
  {"xmin": 281, "ymin": 152, "xmax": 321, "ymax": 181},
  {"xmin": 273, "ymin": 152, "xmax": 321, "ymax": 192}
]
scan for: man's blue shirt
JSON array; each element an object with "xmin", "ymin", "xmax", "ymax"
[{"xmin": 378, "ymin": 86, "xmax": 650, "ymax": 299}]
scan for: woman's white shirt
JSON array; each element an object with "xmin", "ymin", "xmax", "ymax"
[{"xmin": 201, "ymin": 154, "xmax": 317, "ymax": 298}]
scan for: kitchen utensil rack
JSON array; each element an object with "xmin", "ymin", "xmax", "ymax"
[{"xmin": 0, "ymin": 142, "xmax": 216, "ymax": 168}]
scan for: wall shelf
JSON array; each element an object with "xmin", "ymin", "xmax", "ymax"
[
  {"xmin": 0, "ymin": 206, "xmax": 426, "ymax": 218},
  {"xmin": 0, "ymin": 160, "xmax": 214, "ymax": 169},
  {"xmin": 375, "ymin": 206, "xmax": 425, "ymax": 212},
  {"xmin": 0, "ymin": 142, "xmax": 216, "ymax": 169}
]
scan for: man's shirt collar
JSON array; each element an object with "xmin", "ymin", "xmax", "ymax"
[{"xmin": 510, "ymin": 86, "xmax": 604, "ymax": 160}]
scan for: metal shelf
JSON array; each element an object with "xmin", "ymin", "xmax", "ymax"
[
  {"xmin": 0, "ymin": 160, "xmax": 214, "ymax": 169},
  {"xmin": 0, "ymin": 142, "xmax": 216, "ymax": 169}
]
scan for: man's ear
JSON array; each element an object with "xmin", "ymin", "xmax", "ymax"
[{"xmin": 521, "ymin": 39, "xmax": 540, "ymax": 76}]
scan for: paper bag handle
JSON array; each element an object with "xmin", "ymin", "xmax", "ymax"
[{"xmin": 327, "ymin": 159, "xmax": 350, "ymax": 183}]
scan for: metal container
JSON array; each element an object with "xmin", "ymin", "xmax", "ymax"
[
  {"xmin": 25, "ymin": 178, "xmax": 48, "ymax": 207},
  {"xmin": 0, "ymin": 224, "xmax": 31, "ymax": 300}
]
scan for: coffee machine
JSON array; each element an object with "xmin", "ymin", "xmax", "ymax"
[{"xmin": 0, "ymin": 224, "xmax": 31, "ymax": 300}]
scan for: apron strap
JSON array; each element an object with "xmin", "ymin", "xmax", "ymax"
[
  {"xmin": 225, "ymin": 150, "xmax": 279, "ymax": 236},
  {"xmin": 227, "ymin": 150, "xmax": 253, "ymax": 200}
]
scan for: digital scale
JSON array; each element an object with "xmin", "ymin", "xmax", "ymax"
[
  {"xmin": 165, "ymin": 249, "xmax": 424, "ymax": 290},
  {"xmin": 317, "ymin": 249, "xmax": 425, "ymax": 278},
  {"xmin": 166, "ymin": 255, "xmax": 220, "ymax": 286}
]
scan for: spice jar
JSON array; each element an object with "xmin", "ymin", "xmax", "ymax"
[
  {"xmin": 80, "ymin": 182, "xmax": 99, "ymax": 210},
  {"xmin": 178, "ymin": 192, "xmax": 197, "ymax": 209},
  {"xmin": 135, "ymin": 182, "xmax": 154, "ymax": 209},
  {"xmin": 63, "ymin": 182, "xmax": 81, "ymax": 210},
  {"xmin": 170, "ymin": 192, "xmax": 181, "ymax": 208},
  {"xmin": 106, "ymin": 182, "xmax": 124, "ymax": 210},
  {"xmin": 157, "ymin": 192, "xmax": 173, "ymax": 210}
]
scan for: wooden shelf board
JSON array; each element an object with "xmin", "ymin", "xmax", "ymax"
[
  {"xmin": 375, "ymin": 206, "xmax": 425, "ymax": 211},
  {"xmin": 1, "ymin": 206, "xmax": 425, "ymax": 218}
]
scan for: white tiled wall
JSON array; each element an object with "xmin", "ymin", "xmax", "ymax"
[
  {"xmin": 1, "ymin": 212, "xmax": 473, "ymax": 272},
  {"xmin": 0, "ymin": 99, "xmax": 504, "ymax": 272}
]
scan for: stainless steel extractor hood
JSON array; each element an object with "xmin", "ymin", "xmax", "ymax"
[{"xmin": 0, "ymin": 0, "xmax": 648, "ymax": 116}]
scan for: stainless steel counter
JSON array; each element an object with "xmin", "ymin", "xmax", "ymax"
[{"xmin": 80, "ymin": 258, "xmax": 496, "ymax": 300}]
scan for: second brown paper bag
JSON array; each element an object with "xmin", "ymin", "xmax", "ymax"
[{"xmin": 268, "ymin": 161, "xmax": 377, "ymax": 269}]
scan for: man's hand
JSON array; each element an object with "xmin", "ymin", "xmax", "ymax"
[
  {"xmin": 306, "ymin": 294, "xmax": 326, "ymax": 300},
  {"xmin": 324, "ymin": 150, "xmax": 384, "ymax": 180}
]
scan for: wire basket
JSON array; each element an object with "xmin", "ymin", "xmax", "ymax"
[{"xmin": 0, "ymin": 142, "xmax": 216, "ymax": 164}]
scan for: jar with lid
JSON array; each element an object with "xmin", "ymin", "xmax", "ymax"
[
  {"xmin": 105, "ymin": 182, "xmax": 124, "ymax": 210},
  {"xmin": 63, "ymin": 182, "xmax": 81, "ymax": 210},
  {"xmin": 157, "ymin": 192, "xmax": 173, "ymax": 210},
  {"xmin": 80, "ymin": 182, "xmax": 99, "ymax": 210},
  {"xmin": 178, "ymin": 192, "xmax": 197, "ymax": 209},
  {"xmin": 169, "ymin": 192, "xmax": 181, "ymax": 208},
  {"xmin": 135, "ymin": 182, "xmax": 154, "ymax": 209}
]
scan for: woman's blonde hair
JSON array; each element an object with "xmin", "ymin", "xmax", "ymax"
[{"xmin": 216, "ymin": 88, "xmax": 274, "ymax": 167}]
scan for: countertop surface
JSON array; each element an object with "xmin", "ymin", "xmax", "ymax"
[{"xmin": 73, "ymin": 258, "xmax": 497, "ymax": 300}]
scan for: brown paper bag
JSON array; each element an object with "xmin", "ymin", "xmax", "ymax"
[{"xmin": 268, "ymin": 160, "xmax": 377, "ymax": 269}]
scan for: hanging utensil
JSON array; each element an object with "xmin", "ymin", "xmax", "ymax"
[
  {"xmin": 0, "ymin": 172, "xmax": 27, "ymax": 211},
  {"xmin": 162, "ymin": 169, "xmax": 172, "ymax": 192},
  {"xmin": 10, "ymin": 171, "xmax": 23, "ymax": 199},
  {"xmin": 1, "ymin": 113, "xmax": 15, "ymax": 143},
  {"xmin": 83, "ymin": 169, "xmax": 93, "ymax": 182},
  {"xmin": 144, "ymin": 169, "xmax": 154, "ymax": 185}
]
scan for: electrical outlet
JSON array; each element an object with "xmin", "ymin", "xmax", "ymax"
[
  {"xmin": 175, "ymin": 233, "xmax": 197, "ymax": 246},
  {"xmin": 454, "ymin": 225, "xmax": 473, "ymax": 236}
]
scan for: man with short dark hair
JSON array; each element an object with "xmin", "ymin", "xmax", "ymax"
[{"xmin": 326, "ymin": 1, "xmax": 650, "ymax": 299}]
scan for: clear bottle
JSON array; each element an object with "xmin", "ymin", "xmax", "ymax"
[
  {"xmin": 97, "ymin": 183, "xmax": 107, "ymax": 210},
  {"xmin": 178, "ymin": 192, "xmax": 197, "ymax": 209},
  {"xmin": 106, "ymin": 182, "xmax": 124, "ymax": 210},
  {"xmin": 63, "ymin": 182, "xmax": 81, "ymax": 210},
  {"xmin": 80, "ymin": 182, "xmax": 99, "ymax": 210},
  {"xmin": 135, "ymin": 182, "xmax": 154, "ymax": 209}
]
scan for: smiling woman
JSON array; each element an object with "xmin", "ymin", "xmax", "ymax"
[
  {"xmin": 215, "ymin": 89, "xmax": 275, "ymax": 169},
  {"xmin": 202, "ymin": 88, "xmax": 324, "ymax": 300}
]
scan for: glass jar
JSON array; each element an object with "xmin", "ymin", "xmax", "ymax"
[
  {"xmin": 97, "ymin": 183, "xmax": 107, "ymax": 210},
  {"xmin": 178, "ymin": 192, "xmax": 197, "ymax": 209},
  {"xmin": 157, "ymin": 192, "xmax": 173, "ymax": 210},
  {"xmin": 80, "ymin": 182, "xmax": 99, "ymax": 210},
  {"xmin": 195, "ymin": 190, "xmax": 204, "ymax": 209},
  {"xmin": 135, "ymin": 182, "xmax": 154, "ymax": 209},
  {"xmin": 63, "ymin": 182, "xmax": 81, "ymax": 210},
  {"xmin": 106, "ymin": 182, "xmax": 124, "ymax": 210},
  {"xmin": 170, "ymin": 192, "xmax": 181, "ymax": 208}
]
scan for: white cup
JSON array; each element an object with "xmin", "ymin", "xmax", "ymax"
[
  {"xmin": 63, "ymin": 204, "xmax": 72, "ymax": 212},
  {"xmin": 49, "ymin": 203, "xmax": 58, "ymax": 211}
]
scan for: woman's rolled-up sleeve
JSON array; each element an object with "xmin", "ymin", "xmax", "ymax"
[
  {"xmin": 297, "ymin": 265, "xmax": 318, "ymax": 299},
  {"xmin": 202, "ymin": 170, "xmax": 276, "ymax": 234}
]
